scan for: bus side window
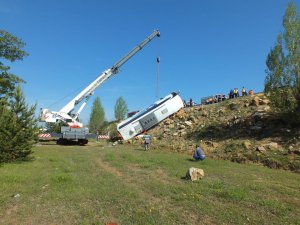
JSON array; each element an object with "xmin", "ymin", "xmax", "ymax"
[{"xmin": 161, "ymin": 108, "xmax": 168, "ymax": 114}]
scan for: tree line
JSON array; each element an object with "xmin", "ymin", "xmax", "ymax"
[
  {"xmin": 88, "ymin": 96, "xmax": 128, "ymax": 137},
  {"xmin": 0, "ymin": 2, "xmax": 299, "ymax": 163}
]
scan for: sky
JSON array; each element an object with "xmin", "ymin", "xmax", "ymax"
[{"xmin": 1, "ymin": 0, "xmax": 299, "ymax": 124}]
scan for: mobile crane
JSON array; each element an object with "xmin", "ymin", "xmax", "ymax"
[{"xmin": 40, "ymin": 30, "xmax": 160, "ymax": 144}]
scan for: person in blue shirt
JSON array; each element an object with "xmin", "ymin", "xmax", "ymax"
[{"xmin": 193, "ymin": 144, "xmax": 205, "ymax": 161}]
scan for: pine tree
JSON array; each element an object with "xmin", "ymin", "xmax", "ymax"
[
  {"xmin": 89, "ymin": 97, "xmax": 105, "ymax": 133},
  {"xmin": 114, "ymin": 97, "xmax": 128, "ymax": 121},
  {"xmin": 0, "ymin": 86, "xmax": 37, "ymax": 162},
  {"xmin": 0, "ymin": 100, "xmax": 16, "ymax": 161},
  {"xmin": 264, "ymin": 3, "xmax": 300, "ymax": 113}
]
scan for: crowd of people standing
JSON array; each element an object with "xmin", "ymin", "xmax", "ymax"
[{"xmin": 184, "ymin": 86, "xmax": 254, "ymax": 107}]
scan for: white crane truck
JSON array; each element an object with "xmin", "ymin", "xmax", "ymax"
[{"xmin": 40, "ymin": 30, "xmax": 160, "ymax": 144}]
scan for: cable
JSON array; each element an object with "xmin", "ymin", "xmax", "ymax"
[{"xmin": 156, "ymin": 57, "xmax": 160, "ymax": 99}]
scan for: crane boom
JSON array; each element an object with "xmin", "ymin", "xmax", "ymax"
[
  {"xmin": 40, "ymin": 30, "xmax": 160, "ymax": 128},
  {"xmin": 111, "ymin": 30, "xmax": 160, "ymax": 73}
]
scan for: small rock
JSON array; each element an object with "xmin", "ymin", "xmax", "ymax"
[
  {"xmin": 243, "ymin": 141, "xmax": 252, "ymax": 150},
  {"xmin": 169, "ymin": 124, "xmax": 175, "ymax": 129},
  {"xmin": 179, "ymin": 131, "xmax": 187, "ymax": 137},
  {"xmin": 251, "ymin": 112, "xmax": 265, "ymax": 121},
  {"xmin": 256, "ymin": 146, "xmax": 266, "ymax": 152},
  {"xmin": 250, "ymin": 126, "xmax": 262, "ymax": 131},
  {"xmin": 179, "ymin": 125, "xmax": 186, "ymax": 130},
  {"xmin": 163, "ymin": 128, "xmax": 171, "ymax": 133},
  {"xmin": 42, "ymin": 184, "xmax": 49, "ymax": 189},
  {"xmin": 185, "ymin": 167, "xmax": 205, "ymax": 181},
  {"xmin": 229, "ymin": 103, "xmax": 239, "ymax": 110},
  {"xmin": 259, "ymin": 99, "xmax": 270, "ymax": 105},
  {"xmin": 201, "ymin": 111, "xmax": 208, "ymax": 117},
  {"xmin": 184, "ymin": 121, "xmax": 193, "ymax": 126},
  {"xmin": 250, "ymin": 97, "xmax": 260, "ymax": 106},
  {"xmin": 265, "ymin": 142, "xmax": 278, "ymax": 150},
  {"xmin": 164, "ymin": 119, "xmax": 172, "ymax": 125},
  {"xmin": 12, "ymin": 193, "xmax": 20, "ymax": 198}
]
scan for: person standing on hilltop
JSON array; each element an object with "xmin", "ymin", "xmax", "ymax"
[
  {"xmin": 242, "ymin": 86, "xmax": 247, "ymax": 96},
  {"xmin": 233, "ymin": 88, "xmax": 239, "ymax": 98},
  {"xmin": 229, "ymin": 89, "xmax": 234, "ymax": 99},
  {"xmin": 189, "ymin": 98, "xmax": 193, "ymax": 107}
]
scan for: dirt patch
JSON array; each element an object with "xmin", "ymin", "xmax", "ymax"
[
  {"xmin": 1, "ymin": 204, "xmax": 18, "ymax": 225},
  {"xmin": 124, "ymin": 163, "xmax": 182, "ymax": 186},
  {"xmin": 4, "ymin": 203, "xmax": 18, "ymax": 216},
  {"xmin": 95, "ymin": 159, "xmax": 123, "ymax": 177}
]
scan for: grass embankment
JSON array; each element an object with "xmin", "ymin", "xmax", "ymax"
[{"xmin": 0, "ymin": 142, "xmax": 299, "ymax": 225}]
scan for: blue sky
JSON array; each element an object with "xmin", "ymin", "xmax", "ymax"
[{"xmin": 1, "ymin": 0, "xmax": 299, "ymax": 123}]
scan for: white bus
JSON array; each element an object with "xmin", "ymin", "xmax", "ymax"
[{"xmin": 117, "ymin": 92, "xmax": 184, "ymax": 140}]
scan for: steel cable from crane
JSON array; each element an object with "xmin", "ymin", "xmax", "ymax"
[
  {"xmin": 156, "ymin": 57, "xmax": 160, "ymax": 99},
  {"xmin": 46, "ymin": 83, "xmax": 87, "ymax": 109},
  {"xmin": 155, "ymin": 31, "xmax": 161, "ymax": 99}
]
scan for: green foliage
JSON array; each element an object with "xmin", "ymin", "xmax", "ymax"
[
  {"xmin": 0, "ymin": 30, "xmax": 28, "ymax": 99},
  {"xmin": 264, "ymin": 3, "xmax": 300, "ymax": 113},
  {"xmin": 224, "ymin": 142, "xmax": 243, "ymax": 153},
  {"xmin": 88, "ymin": 96, "xmax": 106, "ymax": 133},
  {"xmin": 114, "ymin": 96, "xmax": 128, "ymax": 121},
  {"xmin": 107, "ymin": 122, "xmax": 120, "ymax": 141},
  {"xmin": 45, "ymin": 121, "xmax": 64, "ymax": 133},
  {"xmin": 0, "ymin": 86, "xmax": 38, "ymax": 162},
  {"xmin": 0, "ymin": 30, "xmax": 36, "ymax": 162}
]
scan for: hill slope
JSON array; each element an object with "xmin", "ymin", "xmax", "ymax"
[{"xmin": 143, "ymin": 94, "xmax": 300, "ymax": 172}]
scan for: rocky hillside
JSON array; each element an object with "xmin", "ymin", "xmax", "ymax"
[{"xmin": 130, "ymin": 93, "xmax": 300, "ymax": 172}]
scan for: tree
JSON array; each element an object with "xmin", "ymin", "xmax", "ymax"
[
  {"xmin": 0, "ymin": 30, "xmax": 36, "ymax": 162},
  {"xmin": 0, "ymin": 30, "xmax": 28, "ymax": 99},
  {"xmin": 0, "ymin": 86, "xmax": 38, "ymax": 162},
  {"xmin": 89, "ymin": 97, "xmax": 106, "ymax": 133},
  {"xmin": 114, "ymin": 97, "xmax": 128, "ymax": 121},
  {"xmin": 264, "ymin": 3, "xmax": 300, "ymax": 113},
  {"xmin": 45, "ymin": 121, "xmax": 64, "ymax": 133}
]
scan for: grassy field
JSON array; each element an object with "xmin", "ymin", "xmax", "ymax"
[{"xmin": 0, "ymin": 142, "xmax": 300, "ymax": 225}]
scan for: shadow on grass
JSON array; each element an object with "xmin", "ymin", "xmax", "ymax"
[
  {"xmin": 187, "ymin": 158, "xmax": 196, "ymax": 162},
  {"xmin": 37, "ymin": 142, "xmax": 57, "ymax": 146},
  {"xmin": 134, "ymin": 148, "xmax": 146, "ymax": 152},
  {"xmin": 0, "ymin": 156, "xmax": 35, "ymax": 166}
]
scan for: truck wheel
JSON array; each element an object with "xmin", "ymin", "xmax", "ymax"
[{"xmin": 78, "ymin": 139, "xmax": 88, "ymax": 145}]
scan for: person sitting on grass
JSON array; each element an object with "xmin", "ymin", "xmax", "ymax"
[{"xmin": 193, "ymin": 144, "xmax": 205, "ymax": 161}]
